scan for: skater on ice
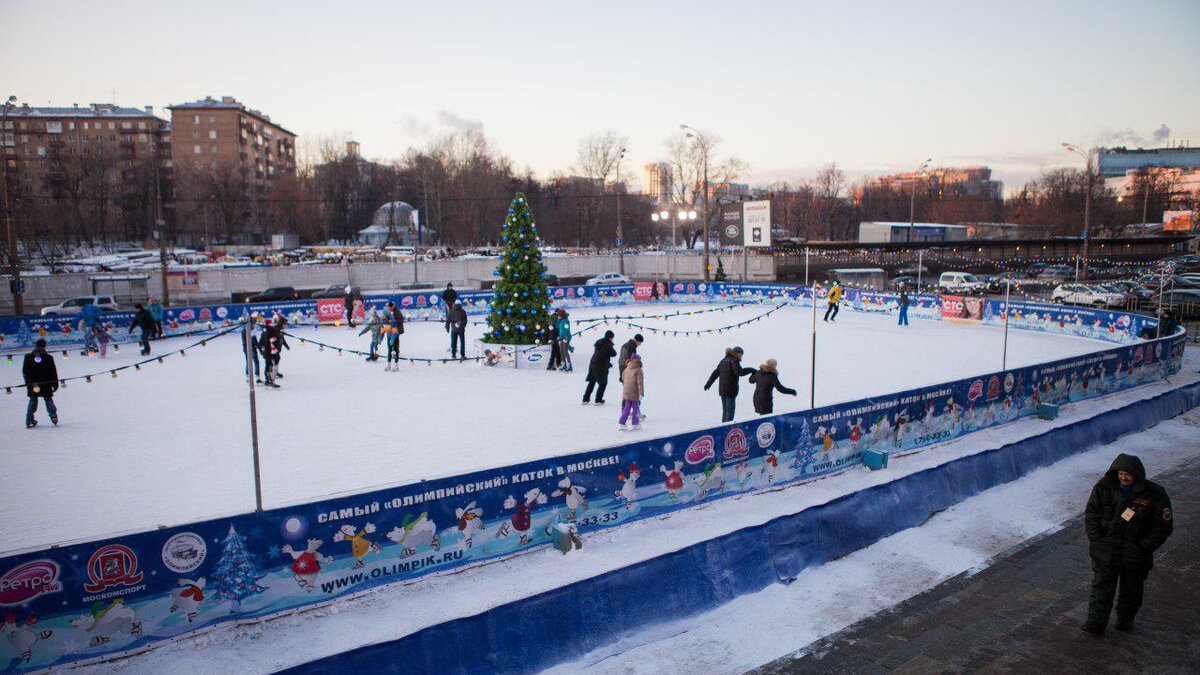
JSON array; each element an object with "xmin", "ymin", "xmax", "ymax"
[
  {"xmin": 447, "ymin": 300, "xmax": 468, "ymax": 359},
  {"xmin": 342, "ymin": 286, "xmax": 357, "ymax": 328},
  {"xmin": 22, "ymin": 339, "xmax": 59, "ymax": 429},
  {"xmin": 823, "ymin": 282, "xmax": 842, "ymax": 322},
  {"xmin": 242, "ymin": 316, "xmax": 262, "ymax": 383},
  {"xmin": 704, "ymin": 346, "xmax": 754, "ymax": 422},
  {"xmin": 441, "ymin": 283, "xmax": 458, "ymax": 331},
  {"xmin": 583, "ymin": 329, "xmax": 617, "ymax": 405},
  {"xmin": 94, "ymin": 323, "xmax": 113, "ymax": 358},
  {"xmin": 556, "ymin": 309, "xmax": 573, "ymax": 372},
  {"xmin": 898, "ymin": 289, "xmax": 910, "ymax": 326},
  {"xmin": 618, "ymin": 353, "xmax": 644, "ymax": 431},
  {"xmin": 78, "ymin": 301, "xmax": 103, "ymax": 353},
  {"xmin": 147, "ymin": 296, "xmax": 164, "ymax": 338},
  {"xmin": 618, "ymin": 333, "xmax": 643, "ymax": 382},
  {"xmin": 748, "ymin": 358, "xmax": 797, "ymax": 415},
  {"xmin": 358, "ymin": 310, "xmax": 384, "ymax": 361},
  {"xmin": 383, "ymin": 312, "xmax": 403, "ymax": 371},
  {"xmin": 129, "ymin": 303, "xmax": 155, "ymax": 355}
]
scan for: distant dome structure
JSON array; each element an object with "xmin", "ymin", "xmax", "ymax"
[{"xmin": 357, "ymin": 201, "xmax": 434, "ymax": 246}]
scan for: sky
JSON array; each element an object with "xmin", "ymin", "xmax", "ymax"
[{"xmin": 4, "ymin": 0, "xmax": 1199, "ymax": 193}]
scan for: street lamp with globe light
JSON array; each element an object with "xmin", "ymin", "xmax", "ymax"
[
  {"xmin": 1062, "ymin": 143, "xmax": 1095, "ymax": 281},
  {"xmin": 680, "ymin": 124, "xmax": 711, "ymax": 280}
]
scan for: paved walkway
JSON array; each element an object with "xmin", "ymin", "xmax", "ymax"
[{"xmin": 752, "ymin": 460, "xmax": 1200, "ymax": 675}]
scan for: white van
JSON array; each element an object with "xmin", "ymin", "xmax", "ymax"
[{"xmin": 938, "ymin": 272, "xmax": 986, "ymax": 293}]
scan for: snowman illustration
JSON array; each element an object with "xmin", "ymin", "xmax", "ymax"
[
  {"xmin": 169, "ymin": 578, "xmax": 206, "ymax": 621},
  {"xmin": 552, "ymin": 477, "xmax": 589, "ymax": 522},
  {"xmin": 760, "ymin": 449, "xmax": 782, "ymax": 482},
  {"xmin": 281, "ymin": 539, "xmax": 333, "ymax": 592},
  {"xmin": 387, "ymin": 513, "xmax": 441, "ymax": 558},
  {"xmin": 693, "ymin": 463, "xmax": 725, "ymax": 499},
  {"xmin": 496, "ymin": 488, "xmax": 547, "ymax": 545},
  {"xmin": 660, "ymin": 461, "xmax": 685, "ymax": 499},
  {"xmin": 333, "ymin": 523, "xmax": 381, "ymax": 569},
  {"xmin": 455, "ymin": 501, "xmax": 485, "ymax": 548},
  {"xmin": 614, "ymin": 463, "xmax": 641, "ymax": 509}
]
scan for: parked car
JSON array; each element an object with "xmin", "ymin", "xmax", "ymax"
[
  {"xmin": 1105, "ymin": 281, "xmax": 1154, "ymax": 301},
  {"xmin": 1151, "ymin": 289, "xmax": 1200, "ymax": 319},
  {"xmin": 544, "ymin": 274, "xmax": 560, "ymax": 286},
  {"xmin": 585, "ymin": 272, "xmax": 631, "ymax": 286},
  {"xmin": 247, "ymin": 286, "xmax": 301, "ymax": 302},
  {"xmin": 1037, "ymin": 265, "xmax": 1075, "ymax": 282},
  {"xmin": 938, "ymin": 271, "xmax": 987, "ymax": 294},
  {"xmin": 888, "ymin": 275, "xmax": 919, "ymax": 290},
  {"xmin": 310, "ymin": 284, "xmax": 361, "ymax": 299},
  {"xmin": 40, "ymin": 295, "xmax": 121, "ymax": 316},
  {"xmin": 1051, "ymin": 284, "xmax": 1125, "ymax": 308}
]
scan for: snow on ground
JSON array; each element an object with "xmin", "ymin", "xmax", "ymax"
[
  {"xmin": 3, "ymin": 302, "xmax": 1111, "ymax": 553},
  {"xmin": 73, "ymin": 353, "xmax": 1200, "ymax": 674}
]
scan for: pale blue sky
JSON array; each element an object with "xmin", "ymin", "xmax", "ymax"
[{"xmin": 4, "ymin": 0, "xmax": 1199, "ymax": 191}]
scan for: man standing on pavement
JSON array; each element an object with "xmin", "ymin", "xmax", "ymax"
[{"xmin": 1082, "ymin": 453, "xmax": 1173, "ymax": 634}]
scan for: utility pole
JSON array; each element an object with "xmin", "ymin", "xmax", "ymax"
[
  {"xmin": 615, "ymin": 147, "xmax": 626, "ymax": 275},
  {"xmin": 152, "ymin": 114, "xmax": 169, "ymax": 306},
  {"xmin": 1141, "ymin": 169, "xmax": 1151, "ymax": 230},
  {"xmin": 1062, "ymin": 143, "xmax": 1093, "ymax": 282},
  {"xmin": 2, "ymin": 95, "xmax": 24, "ymax": 316}
]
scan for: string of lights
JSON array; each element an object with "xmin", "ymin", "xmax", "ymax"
[
  {"xmin": 598, "ymin": 292, "xmax": 801, "ymax": 337},
  {"xmin": 3, "ymin": 325, "xmax": 241, "ymax": 394}
]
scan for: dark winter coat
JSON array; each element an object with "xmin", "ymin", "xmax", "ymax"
[
  {"xmin": 749, "ymin": 365, "xmax": 796, "ymax": 414},
  {"xmin": 130, "ymin": 308, "xmax": 155, "ymax": 334},
  {"xmin": 260, "ymin": 326, "xmax": 288, "ymax": 359},
  {"xmin": 618, "ymin": 339, "xmax": 639, "ymax": 380},
  {"xmin": 1085, "ymin": 454, "xmax": 1173, "ymax": 570},
  {"xmin": 704, "ymin": 349, "xmax": 754, "ymax": 398},
  {"xmin": 388, "ymin": 306, "xmax": 405, "ymax": 334},
  {"xmin": 447, "ymin": 304, "xmax": 468, "ymax": 332},
  {"xmin": 442, "ymin": 287, "xmax": 458, "ymax": 308},
  {"xmin": 343, "ymin": 293, "xmax": 355, "ymax": 310},
  {"xmin": 22, "ymin": 349, "xmax": 59, "ymax": 398},
  {"xmin": 899, "ymin": 291, "xmax": 909, "ymax": 308},
  {"xmin": 586, "ymin": 337, "xmax": 617, "ymax": 382}
]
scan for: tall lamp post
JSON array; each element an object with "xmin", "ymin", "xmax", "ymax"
[
  {"xmin": 2, "ymin": 95, "xmax": 24, "ymax": 316},
  {"xmin": 680, "ymin": 124, "xmax": 710, "ymax": 280},
  {"xmin": 1062, "ymin": 143, "xmax": 1094, "ymax": 282},
  {"xmin": 907, "ymin": 158, "xmax": 932, "ymax": 243},
  {"xmin": 651, "ymin": 208, "xmax": 696, "ymax": 279},
  {"xmin": 615, "ymin": 147, "xmax": 626, "ymax": 274}
]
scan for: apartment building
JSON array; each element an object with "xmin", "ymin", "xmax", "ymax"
[
  {"xmin": 642, "ymin": 162, "xmax": 673, "ymax": 204},
  {"xmin": 167, "ymin": 96, "xmax": 296, "ymax": 192}
]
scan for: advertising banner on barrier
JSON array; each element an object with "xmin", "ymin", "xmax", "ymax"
[
  {"xmin": 981, "ymin": 299, "xmax": 1154, "ymax": 344},
  {"xmin": 633, "ymin": 282, "xmax": 654, "ymax": 301},
  {"xmin": 315, "ymin": 298, "xmax": 367, "ymax": 325},
  {"xmin": 0, "ymin": 322, "xmax": 1184, "ymax": 672},
  {"xmin": 940, "ymin": 294, "xmax": 983, "ymax": 322}
]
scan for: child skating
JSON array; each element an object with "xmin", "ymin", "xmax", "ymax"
[{"xmin": 618, "ymin": 354, "xmax": 644, "ymax": 431}]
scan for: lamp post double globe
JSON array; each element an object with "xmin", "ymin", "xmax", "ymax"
[
  {"xmin": 651, "ymin": 209, "xmax": 696, "ymax": 279},
  {"xmin": 680, "ymin": 123, "xmax": 711, "ymax": 280},
  {"xmin": 1062, "ymin": 143, "xmax": 1094, "ymax": 282}
]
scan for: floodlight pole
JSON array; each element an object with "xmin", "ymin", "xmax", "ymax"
[
  {"xmin": 1001, "ymin": 280, "xmax": 1012, "ymax": 370},
  {"xmin": 804, "ymin": 246, "xmax": 810, "ymax": 286}
]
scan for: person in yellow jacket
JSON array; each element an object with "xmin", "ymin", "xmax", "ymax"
[{"xmin": 823, "ymin": 282, "xmax": 843, "ymax": 322}]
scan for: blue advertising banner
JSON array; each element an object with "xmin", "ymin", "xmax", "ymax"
[
  {"xmin": 0, "ymin": 313, "xmax": 1184, "ymax": 671},
  {"xmin": 981, "ymin": 299, "xmax": 1154, "ymax": 344}
]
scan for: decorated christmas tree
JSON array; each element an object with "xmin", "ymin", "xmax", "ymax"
[
  {"xmin": 209, "ymin": 525, "xmax": 267, "ymax": 610},
  {"xmin": 484, "ymin": 193, "xmax": 554, "ymax": 345}
]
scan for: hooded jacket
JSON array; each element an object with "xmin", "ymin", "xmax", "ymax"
[
  {"xmin": 1084, "ymin": 453, "xmax": 1173, "ymax": 570},
  {"xmin": 704, "ymin": 348, "xmax": 754, "ymax": 398},
  {"xmin": 749, "ymin": 363, "xmax": 796, "ymax": 414},
  {"xmin": 587, "ymin": 336, "xmax": 617, "ymax": 381},
  {"xmin": 618, "ymin": 339, "xmax": 640, "ymax": 380},
  {"xmin": 447, "ymin": 303, "xmax": 468, "ymax": 332},
  {"xmin": 621, "ymin": 358, "xmax": 644, "ymax": 402}
]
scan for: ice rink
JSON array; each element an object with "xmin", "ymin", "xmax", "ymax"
[{"xmin": 2, "ymin": 301, "xmax": 1111, "ymax": 552}]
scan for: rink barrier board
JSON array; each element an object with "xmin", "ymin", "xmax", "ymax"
[
  {"xmin": 282, "ymin": 379, "xmax": 1200, "ymax": 675},
  {"xmin": 0, "ymin": 291, "xmax": 1177, "ymax": 672},
  {"xmin": 0, "ymin": 281, "xmax": 1157, "ymax": 352}
]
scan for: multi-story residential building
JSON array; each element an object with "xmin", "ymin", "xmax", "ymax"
[
  {"xmin": 853, "ymin": 166, "xmax": 1002, "ymax": 202},
  {"xmin": 1, "ymin": 102, "xmax": 172, "ymax": 239},
  {"xmin": 642, "ymin": 162, "xmax": 672, "ymax": 204},
  {"xmin": 167, "ymin": 96, "xmax": 296, "ymax": 192},
  {"xmin": 1, "ymin": 100, "xmax": 171, "ymax": 201},
  {"xmin": 705, "ymin": 181, "xmax": 751, "ymax": 200}
]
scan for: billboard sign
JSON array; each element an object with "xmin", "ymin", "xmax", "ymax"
[{"xmin": 742, "ymin": 200, "xmax": 771, "ymax": 247}]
